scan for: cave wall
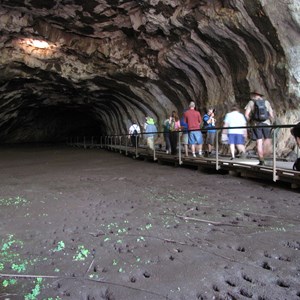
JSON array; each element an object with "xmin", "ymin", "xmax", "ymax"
[{"xmin": 0, "ymin": 0, "xmax": 299, "ymax": 153}]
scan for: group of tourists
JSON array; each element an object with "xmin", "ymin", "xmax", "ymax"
[{"xmin": 128, "ymin": 89, "xmax": 278, "ymax": 165}]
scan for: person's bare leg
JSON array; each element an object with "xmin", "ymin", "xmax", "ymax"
[
  {"xmin": 197, "ymin": 144, "xmax": 203, "ymax": 155},
  {"xmin": 191, "ymin": 144, "xmax": 196, "ymax": 156},
  {"xmin": 256, "ymin": 139, "xmax": 264, "ymax": 160},
  {"xmin": 230, "ymin": 144, "xmax": 235, "ymax": 158},
  {"xmin": 263, "ymin": 138, "xmax": 272, "ymax": 157},
  {"xmin": 237, "ymin": 144, "xmax": 245, "ymax": 154},
  {"xmin": 208, "ymin": 144, "xmax": 212, "ymax": 153}
]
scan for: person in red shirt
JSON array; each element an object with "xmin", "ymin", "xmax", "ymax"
[{"xmin": 184, "ymin": 101, "xmax": 203, "ymax": 158}]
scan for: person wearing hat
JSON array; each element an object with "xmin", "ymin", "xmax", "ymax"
[
  {"xmin": 183, "ymin": 101, "xmax": 203, "ymax": 158},
  {"xmin": 144, "ymin": 116, "xmax": 157, "ymax": 151},
  {"xmin": 245, "ymin": 90, "xmax": 274, "ymax": 165},
  {"xmin": 202, "ymin": 108, "xmax": 216, "ymax": 156}
]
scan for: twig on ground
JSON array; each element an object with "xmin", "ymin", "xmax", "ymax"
[
  {"xmin": 166, "ymin": 208, "xmax": 239, "ymax": 226},
  {"xmin": 0, "ymin": 294, "xmax": 18, "ymax": 299},
  {"xmin": 0, "ymin": 273, "xmax": 60, "ymax": 279},
  {"xmin": 84, "ymin": 258, "xmax": 95, "ymax": 277},
  {"xmin": 89, "ymin": 231, "xmax": 105, "ymax": 237},
  {"xmin": 0, "ymin": 273, "xmax": 167, "ymax": 299}
]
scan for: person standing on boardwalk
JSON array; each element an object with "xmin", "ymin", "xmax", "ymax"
[
  {"xmin": 245, "ymin": 90, "xmax": 274, "ymax": 165},
  {"xmin": 169, "ymin": 111, "xmax": 181, "ymax": 155},
  {"xmin": 144, "ymin": 116, "xmax": 157, "ymax": 151},
  {"xmin": 222, "ymin": 105, "xmax": 247, "ymax": 160},
  {"xmin": 128, "ymin": 121, "xmax": 141, "ymax": 148},
  {"xmin": 203, "ymin": 108, "xmax": 216, "ymax": 156},
  {"xmin": 184, "ymin": 101, "xmax": 203, "ymax": 158}
]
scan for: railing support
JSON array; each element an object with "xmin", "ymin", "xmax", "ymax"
[
  {"xmin": 135, "ymin": 135, "xmax": 139, "ymax": 158},
  {"xmin": 273, "ymin": 129, "xmax": 278, "ymax": 182},
  {"xmin": 216, "ymin": 129, "xmax": 220, "ymax": 170},
  {"xmin": 178, "ymin": 131, "xmax": 182, "ymax": 165}
]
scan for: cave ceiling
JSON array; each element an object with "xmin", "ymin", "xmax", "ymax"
[{"xmin": 0, "ymin": 0, "xmax": 299, "ymax": 143}]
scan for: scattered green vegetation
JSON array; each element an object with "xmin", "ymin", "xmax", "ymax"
[
  {"xmin": 52, "ymin": 241, "xmax": 65, "ymax": 252},
  {"xmin": 2, "ymin": 278, "xmax": 17, "ymax": 287},
  {"xmin": 73, "ymin": 245, "xmax": 90, "ymax": 261},
  {"xmin": 0, "ymin": 196, "xmax": 29, "ymax": 207},
  {"xmin": 24, "ymin": 278, "xmax": 43, "ymax": 300}
]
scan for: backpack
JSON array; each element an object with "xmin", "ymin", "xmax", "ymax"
[
  {"xmin": 253, "ymin": 99, "xmax": 269, "ymax": 121},
  {"xmin": 164, "ymin": 119, "xmax": 170, "ymax": 132},
  {"xmin": 131, "ymin": 125, "xmax": 138, "ymax": 136}
]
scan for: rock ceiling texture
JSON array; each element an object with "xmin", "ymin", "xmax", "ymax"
[{"xmin": 0, "ymin": 0, "xmax": 299, "ymax": 149}]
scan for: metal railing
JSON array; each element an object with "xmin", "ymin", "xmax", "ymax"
[{"xmin": 66, "ymin": 123, "xmax": 298, "ymax": 182}]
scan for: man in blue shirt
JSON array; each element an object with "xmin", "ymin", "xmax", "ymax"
[{"xmin": 203, "ymin": 108, "xmax": 216, "ymax": 156}]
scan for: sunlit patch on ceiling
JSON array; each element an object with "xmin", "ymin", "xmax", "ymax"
[{"xmin": 15, "ymin": 38, "xmax": 61, "ymax": 58}]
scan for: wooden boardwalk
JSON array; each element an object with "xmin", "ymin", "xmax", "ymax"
[{"xmin": 69, "ymin": 141, "xmax": 300, "ymax": 189}]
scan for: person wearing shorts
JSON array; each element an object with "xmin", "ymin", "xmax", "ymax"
[
  {"xmin": 203, "ymin": 108, "xmax": 216, "ymax": 156},
  {"xmin": 223, "ymin": 105, "xmax": 247, "ymax": 160},
  {"xmin": 245, "ymin": 90, "xmax": 274, "ymax": 165},
  {"xmin": 184, "ymin": 101, "xmax": 203, "ymax": 158}
]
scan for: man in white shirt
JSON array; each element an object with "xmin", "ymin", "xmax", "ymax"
[
  {"xmin": 128, "ymin": 121, "xmax": 141, "ymax": 148},
  {"xmin": 222, "ymin": 105, "xmax": 247, "ymax": 160}
]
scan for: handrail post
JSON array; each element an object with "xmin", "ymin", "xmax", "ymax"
[
  {"xmin": 153, "ymin": 136, "xmax": 156, "ymax": 161},
  {"xmin": 135, "ymin": 134, "xmax": 139, "ymax": 158},
  {"xmin": 216, "ymin": 129, "xmax": 219, "ymax": 170},
  {"xmin": 119, "ymin": 136, "xmax": 122, "ymax": 153},
  {"xmin": 178, "ymin": 131, "xmax": 182, "ymax": 165},
  {"xmin": 273, "ymin": 128, "xmax": 278, "ymax": 182}
]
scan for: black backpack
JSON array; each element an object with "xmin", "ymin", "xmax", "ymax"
[
  {"xmin": 253, "ymin": 99, "xmax": 269, "ymax": 122},
  {"xmin": 132, "ymin": 125, "xmax": 138, "ymax": 136}
]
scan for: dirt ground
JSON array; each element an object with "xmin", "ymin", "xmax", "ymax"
[{"xmin": 0, "ymin": 146, "xmax": 300, "ymax": 300}]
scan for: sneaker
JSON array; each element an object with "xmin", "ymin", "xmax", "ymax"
[
  {"xmin": 258, "ymin": 160, "xmax": 265, "ymax": 166},
  {"xmin": 230, "ymin": 157, "xmax": 234, "ymax": 160},
  {"xmin": 198, "ymin": 152, "xmax": 203, "ymax": 156},
  {"xmin": 166, "ymin": 150, "xmax": 169, "ymax": 154},
  {"xmin": 192, "ymin": 153, "xmax": 196, "ymax": 158}
]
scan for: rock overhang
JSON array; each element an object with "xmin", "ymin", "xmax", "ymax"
[{"xmin": 0, "ymin": 0, "xmax": 299, "ymax": 149}]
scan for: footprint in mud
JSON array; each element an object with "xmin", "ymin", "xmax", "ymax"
[
  {"xmin": 240, "ymin": 288, "xmax": 253, "ymax": 298},
  {"xmin": 261, "ymin": 261, "xmax": 272, "ymax": 270},
  {"xmin": 284, "ymin": 240, "xmax": 300, "ymax": 250},
  {"xmin": 276, "ymin": 279, "xmax": 290, "ymax": 288},
  {"xmin": 236, "ymin": 246, "xmax": 246, "ymax": 252},
  {"xmin": 225, "ymin": 279, "xmax": 236, "ymax": 287},
  {"xmin": 242, "ymin": 273, "xmax": 253, "ymax": 283}
]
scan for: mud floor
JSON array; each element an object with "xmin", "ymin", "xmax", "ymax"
[{"xmin": 0, "ymin": 146, "xmax": 300, "ymax": 300}]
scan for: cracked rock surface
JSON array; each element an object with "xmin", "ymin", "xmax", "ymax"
[{"xmin": 0, "ymin": 0, "xmax": 299, "ymax": 154}]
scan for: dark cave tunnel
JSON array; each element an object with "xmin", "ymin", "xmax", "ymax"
[{"xmin": 1, "ymin": 103, "xmax": 106, "ymax": 144}]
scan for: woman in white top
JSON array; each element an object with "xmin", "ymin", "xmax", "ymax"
[{"xmin": 222, "ymin": 105, "xmax": 247, "ymax": 160}]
